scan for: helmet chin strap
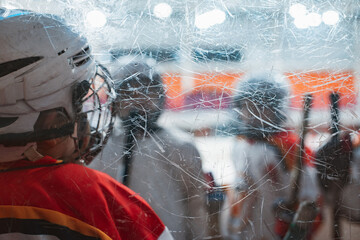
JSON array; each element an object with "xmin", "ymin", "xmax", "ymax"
[
  {"xmin": 0, "ymin": 143, "xmax": 39, "ymax": 162},
  {"xmin": 23, "ymin": 145, "xmax": 44, "ymax": 162},
  {"xmin": 70, "ymin": 122, "xmax": 85, "ymax": 164}
]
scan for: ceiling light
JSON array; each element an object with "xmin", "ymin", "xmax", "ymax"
[
  {"xmin": 85, "ymin": 10, "xmax": 107, "ymax": 28},
  {"xmin": 322, "ymin": 10, "xmax": 339, "ymax": 25},
  {"xmin": 195, "ymin": 9, "xmax": 226, "ymax": 29},
  {"xmin": 289, "ymin": 3, "xmax": 307, "ymax": 19},
  {"xmin": 294, "ymin": 15, "xmax": 309, "ymax": 29},
  {"xmin": 307, "ymin": 12, "xmax": 322, "ymax": 27},
  {"xmin": 154, "ymin": 3, "xmax": 173, "ymax": 19}
]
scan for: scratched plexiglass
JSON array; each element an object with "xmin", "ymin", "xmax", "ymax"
[{"xmin": 1, "ymin": 0, "xmax": 360, "ymax": 239}]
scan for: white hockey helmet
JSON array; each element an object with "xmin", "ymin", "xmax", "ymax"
[{"xmin": 0, "ymin": 9, "xmax": 115, "ymax": 163}]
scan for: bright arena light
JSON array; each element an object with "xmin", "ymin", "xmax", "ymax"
[
  {"xmin": 294, "ymin": 15, "xmax": 309, "ymax": 29},
  {"xmin": 154, "ymin": 3, "xmax": 173, "ymax": 19},
  {"xmin": 293, "ymin": 12, "xmax": 322, "ymax": 29},
  {"xmin": 195, "ymin": 9, "xmax": 226, "ymax": 29},
  {"xmin": 85, "ymin": 10, "xmax": 107, "ymax": 28},
  {"xmin": 322, "ymin": 10, "xmax": 339, "ymax": 25},
  {"xmin": 307, "ymin": 12, "xmax": 322, "ymax": 27},
  {"xmin": 289, "ymin": 3, "xmax": 307, "ymax": 19}
]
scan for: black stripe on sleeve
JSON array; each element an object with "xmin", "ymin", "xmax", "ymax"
[{"xmin": 0, "ymin": 218, "xmax": 101, "ymax": 240}]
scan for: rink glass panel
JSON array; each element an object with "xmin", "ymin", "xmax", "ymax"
[{"xmin": 3, "ymin": 0, "xmax": 360, "ymax": 239}]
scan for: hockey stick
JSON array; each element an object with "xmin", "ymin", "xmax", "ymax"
[
  {"xmin": 329, "ymin": 92, "xmax": 341, "ymax": 239},
  {"xmin": 283, "ymin": 201, "xmax": 319, "ymax": 240},
  {"xmin": 282, "ymin": 93, "xmax": 313, "ymax": 239},
  {"xmin": 122, "ymin": 126, "xmax": 136, "ymax": 186},
  {"xmin": 330, "ymin": 92, "xmax": 340, "ymax": 135},
  {"xmin": 121, "ymin": 111, "xmax": 143, "ymax": 186},
  {"xmin": 288, "ymin": 93, "xmax": 313, "ymax": 209}
]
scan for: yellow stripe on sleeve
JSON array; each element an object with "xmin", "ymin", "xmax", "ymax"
[{"xmin": 0, "ymin": 205, "xmax": 112, "ymax": 240}]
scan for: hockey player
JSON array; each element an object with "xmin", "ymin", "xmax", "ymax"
[
  {"xmin": 0, "ymin": 9, "xmax": 173, "ymax": 240},
  {"xmin": 112, "ymin": 59, "xmax": 209, "ymax": 239},
  {"xmin": 220, "ymin": 72, "xmax": 321, "ymax": 239}
]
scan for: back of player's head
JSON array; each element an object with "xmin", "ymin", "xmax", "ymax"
[
  {"xmin": 232, "ymin": 72, "xmax": 289, "ymax": 137},
  {"xmin": 113, "ymin": 58, "xmax": 164, "ymax": 132},
  {"xmin": 0, "ymin": 9, "xmax": 115, "ymax": 163}
]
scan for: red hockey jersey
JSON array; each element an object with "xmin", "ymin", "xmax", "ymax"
[{"xmin": 0, "ymin": 156, "xmax": 172, "ymax": 240}]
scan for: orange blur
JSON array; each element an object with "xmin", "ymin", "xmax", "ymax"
[
  {"xmin": 286, "ymin": 71, "xmax": 356, "ymax": 109},
  {"xmin": 162, "ymin": 70, "xmax": 356, "ymax": 110}
]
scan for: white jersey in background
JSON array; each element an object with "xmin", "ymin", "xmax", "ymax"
[
  {"xmin": 91, "ymin": 124, "xmax": 209, "ymax": 240},
  {"xmin": 220, "ymin": 138, "xmax": 319, "ymax": 240}
]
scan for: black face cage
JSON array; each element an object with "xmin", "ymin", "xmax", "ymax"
[{"xmin": 77, "ymin": 64, "xmax": 116, "ymax": 164}]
